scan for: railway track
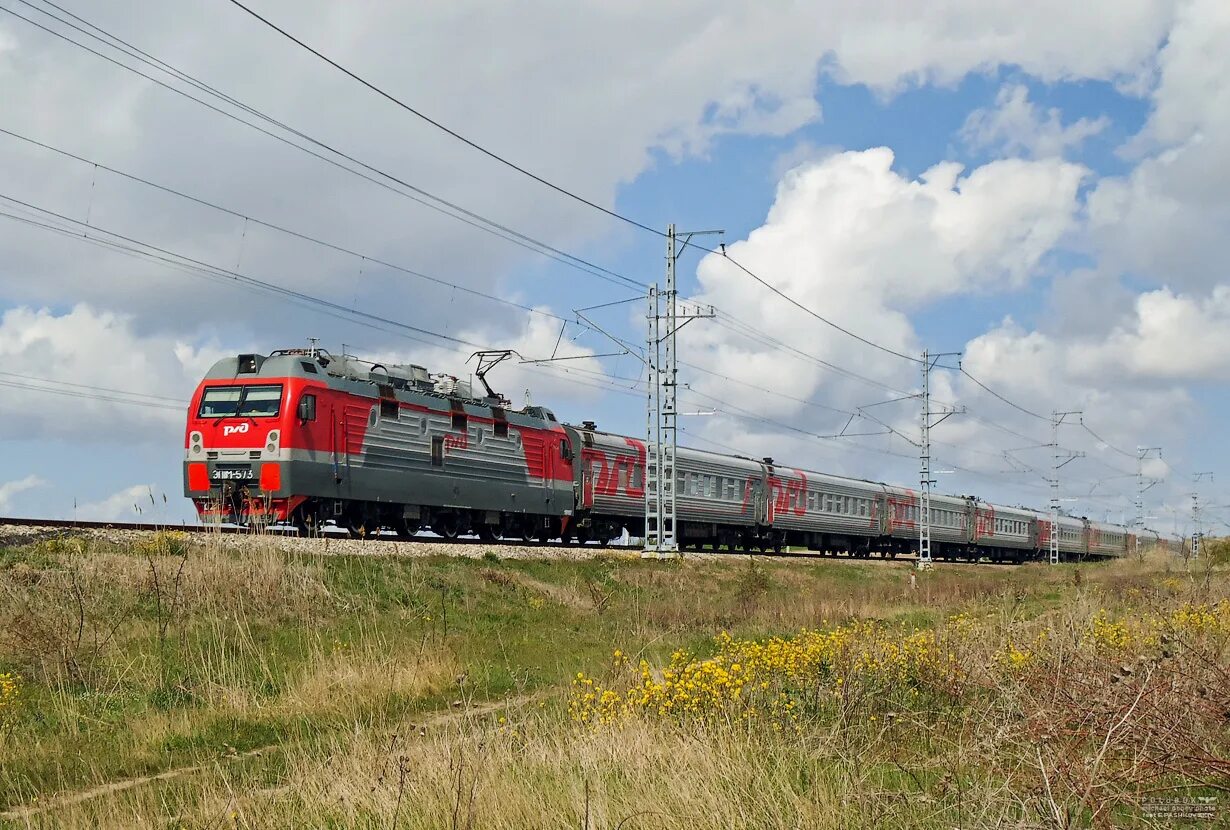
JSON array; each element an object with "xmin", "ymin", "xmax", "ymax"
[
  {"xmin": 0, "ymin": 515, "xmax": 640, "ymax": 551},
  {"xmin": 0, "ymin": 515, "xmax": 966, "ymax": 564},
  {"xmin": 9, "ymin": 517, "xmax": 1088, "ymax": 565}
]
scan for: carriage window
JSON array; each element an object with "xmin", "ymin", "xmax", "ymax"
[{"xmin": 707, "ymin": 476, "xmax": 717, "ymax": 498}]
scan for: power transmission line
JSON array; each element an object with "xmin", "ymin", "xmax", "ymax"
[
  {"xmin": 225, "ymin": 0, "xmax": 663, "ymax": 238},
  {"xmin": 959, "ymin": 368, "xmax": 1049, "ymax": 421},
  {"xmin": 0, "ymin": 125, "xmax": 575, "ymax": 325},
  {"xmin": 1081, "ymin": 422, "xmax": 1139, "ymax": 460},
  {"xmin": 0, "ymin": 375, "xmax": 187, "ymax": 411},
  {"xmin": 0, "ymin": 370, "xmax": 186, "ymax": 404},
  {"xmin": 1, "ymin": 0, "xmax": 645, "ymax": 292},
  {"xmin": 0, "ymin": 193, "xmax": 674, "ymax": 406},
  {"xmin": 0, "ymin": 193, "xmax": 479, "ymax": 349},
  {"xmin": 223, "ymin": 0, "xmax": 930, "ymax": 366},
  {"xmin": 708, "ymin": 310, "xmax": 917, "ymax": 397}
]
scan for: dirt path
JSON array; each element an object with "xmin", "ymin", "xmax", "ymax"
[{"xmin": 0, "ymin": 691, "xmax": 547, "ymax": 822}]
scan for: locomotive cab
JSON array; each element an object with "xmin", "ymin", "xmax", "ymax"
[{"xmin": 184, "ymin": 352, "xmax": 325, "ymax": 525}]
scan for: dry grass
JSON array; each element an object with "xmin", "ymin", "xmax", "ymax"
[{"xmin": 0, "ymin": 538, "xmax": 1226, "ymax": 828}]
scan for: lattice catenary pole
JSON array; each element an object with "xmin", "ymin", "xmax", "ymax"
[
  {"xmin": 643, "ymin": 224, "xmax": 717, "ymax": 559},
  {"xmin": 917, "ymin": 350, "xmax": 960, "ymax": 570},
  {"xmin": 1049, "ymin": 410, "xmax": 1083, "ymax": 564},
  {"xmin": 1135, "ymin": 446, "xmax": 1162, "ymax": 530}
]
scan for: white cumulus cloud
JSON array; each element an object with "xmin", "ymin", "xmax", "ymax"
[
  {"xmin": 667, "ymin": 148, "xmax": 1089, "ymax": 494},
  {"xmin": 76, "ymin": 483, "xmax": 157, "ymax": 523},
  {"xmin": 0, "ymin": 474, "xmax": 46, "ymax": 512},
  {"xmin": 0, "ymin": 304, "xmax": 227, "ymax": 441},
  {"xmin": 1087, "ymin": 0, "xmax": 1230, "ymax": 291},
  {"xmin": 961, "ymin": 84, "xmax": 1109, "ymax": 158}
]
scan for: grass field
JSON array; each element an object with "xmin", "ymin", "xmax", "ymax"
[{"xmin": 0, "ymin": 532, "xmax": 1226, "ymax": 828}]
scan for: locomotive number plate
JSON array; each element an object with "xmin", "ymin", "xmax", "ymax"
[{"xmin": 211, "ymin": 465, "xmax": 253, "ymax": 481}]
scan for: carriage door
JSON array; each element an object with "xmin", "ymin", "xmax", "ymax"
[
  {"xmin": 580, "ymin": 453, "xmax": 596, "ymax": 509},
  {"xmin": 754, "ymin": 478, "xmax": 770, "ymax": 526}
]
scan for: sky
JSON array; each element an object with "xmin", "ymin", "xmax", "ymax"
[{"xmin": 0, "ymin": 0, "xmax": 1227, "ymax": 536}]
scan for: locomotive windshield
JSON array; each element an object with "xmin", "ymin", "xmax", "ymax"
[{"xmin": 198, "ymin": 384, "xmax": 283, "ymax": 418}]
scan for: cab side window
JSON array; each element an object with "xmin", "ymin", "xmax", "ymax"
[{"xmin": 298, "ymin": 393, "xmax": 317, "ymax": 422}]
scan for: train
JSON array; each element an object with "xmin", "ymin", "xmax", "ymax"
[{"xmin": 183, "ymin": 348, "xmax": 1181, "ymax": 562}]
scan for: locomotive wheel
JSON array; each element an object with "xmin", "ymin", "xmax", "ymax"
[
  {"xmin": 478, "ymin": 525, "xmax": 501, "ymax": 543},
  {"xmin": 433, "ymin": 514, "xmax": 461, "ymax": 540},
  {"xmin": 575, "ymin": 528, "xmax": 591, "ymax": 546},
  {"xmin": 520, "ymin": 522, "xmax": 536, "ymax": 543},
  {"xmin": 395, "ymin": 520, "xmax": 420, "ymax": 540}
]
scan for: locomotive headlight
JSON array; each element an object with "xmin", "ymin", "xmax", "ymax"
[
  {"xmin": 190, "ymin": 431, "xmax": 203, "ymax": 456},
  {"xmin": 266, "ymin": 430, "xmax": 280, "ymax": 454}
]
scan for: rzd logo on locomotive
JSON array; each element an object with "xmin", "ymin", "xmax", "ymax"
[{"xmin": 222, "ymin": 423, "xmax": 251, "ymax": 437}]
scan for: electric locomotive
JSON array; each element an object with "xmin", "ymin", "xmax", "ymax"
[{"xmin": 183, "ymin": 348, "xmax": 589, "ymax": 541}]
